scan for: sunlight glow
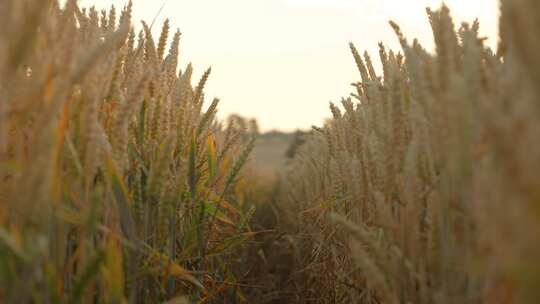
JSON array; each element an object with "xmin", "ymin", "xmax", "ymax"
[{"xmin": 76, "ymin": 0, "xmax": 499, "ymax": 131}]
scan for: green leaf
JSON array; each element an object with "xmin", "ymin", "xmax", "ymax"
[
  {"xmin": 188, "ymin": 137, "xmax": 198, "ymax": 198},
  {"xmin": 206, "ymin": 135, "xmax": 217, "ymax": 180},
  {"xmin": 106, "ymin": 157, "xmax": 137, "ymax": 243},
  {"xmin": 195, "ymin": 201, "xmax": 235, "ymax": 227},
  {"xmin": 69, "ymin": 250, "xmax": 105, "ymax": 304},
  {"xmin": 207, "ymin": 232, "xmax": 258, "ymax": 257},
  {"xmin": 0, "ymin": 228, "xmax": 29, "ymax": 262}
]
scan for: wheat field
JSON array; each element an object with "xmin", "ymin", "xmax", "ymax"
[{"xmin": 0, "ymin": 0, "xmax": 539, "ymax": 303}]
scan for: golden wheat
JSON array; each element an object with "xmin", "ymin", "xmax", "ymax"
[
  {"xmin": 279, "ymin": 2, "xmax": 540, "ymax": 303},
  {"xmin": 0, "ymin": 1, "xmax": 259, "ymax": 302},
  {"xmin": 1, "ymin": 0, "xmax": 539, "ymax": 303}
]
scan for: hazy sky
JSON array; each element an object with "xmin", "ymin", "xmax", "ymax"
[{"xmin": 77, "ymin": 0, "xmax": 499, "ymax": 131}]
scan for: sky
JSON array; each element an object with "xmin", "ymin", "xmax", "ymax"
[{"xmin": 75, "ymin": 0, "xmax": 500, "ymax": 131}]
